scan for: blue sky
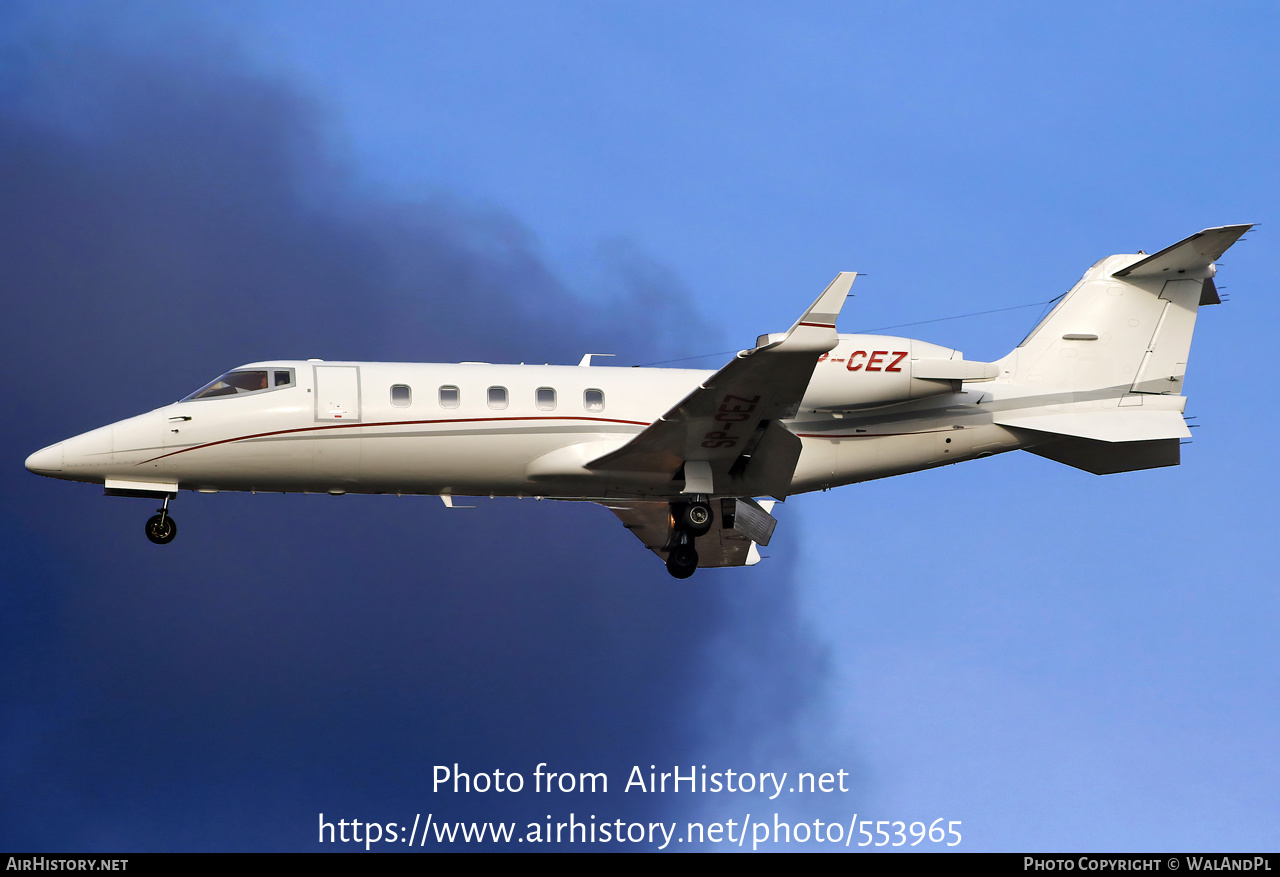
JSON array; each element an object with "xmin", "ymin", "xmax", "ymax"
[{"xmin": 3, "ymin": 1, "xmax": 1278, "ymax": 851}]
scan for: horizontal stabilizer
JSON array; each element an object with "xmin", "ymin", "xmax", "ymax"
[{"xmin": 1112, "ymin": 224, "xmax": 1252, "ymax": 278}]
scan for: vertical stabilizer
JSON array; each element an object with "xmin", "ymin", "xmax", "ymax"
[
  {"xmin": 999, "ymin": 225, "xmax": 1250, "ymax": 396},
  {"xmin": 994, "ymin": 225, "xmax": 1250, "ymax": 475}
]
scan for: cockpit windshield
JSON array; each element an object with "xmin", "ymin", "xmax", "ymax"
[{"xmin": 183, "ymin": 368, "xmax": 294, "ymax": 401}]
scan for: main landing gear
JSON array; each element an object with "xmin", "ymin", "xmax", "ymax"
[
  {"xmin": 664, "ymin": 499, "xmax": 713, "ymax": 579},
  {"xmin": 144, "ymin": 496, "xmax": 177, "ymax": 545}
]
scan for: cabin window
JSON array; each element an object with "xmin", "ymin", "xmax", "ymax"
[
  {"xmin": 488, "ymin": 386, "xmax": 509, "ymax": 410},
  {"xmin": 390, "ymin": 384, "xmax": 411, "ymax": 407},
  {"xmin": 584, "ymin": 388, "xmax": 605, "ymax": 412},
  {"xmin": 536, "ymin": 387, "xmax": 557, "ymax": 411},
  {"xmin": 439, "ymin": 386, "xmax": 460, "ymax": 409}
]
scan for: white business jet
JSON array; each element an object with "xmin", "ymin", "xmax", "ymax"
[{"xmin": 26, "ymin": 226, "xmax": 1249, "ymax": 577}]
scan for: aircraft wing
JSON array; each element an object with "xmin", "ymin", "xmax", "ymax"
[
  {"xmin": 586, "ymin": 272, "xmax": 856, "ymax": 497},
  {"xmin": 599, "ymin": 498, "xmax": 777, "ymax": 568}
]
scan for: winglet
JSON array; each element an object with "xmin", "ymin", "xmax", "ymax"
[
  {"xmin": 755, "ymin": 272, "xmax": 856, "ymax": 353},
  {"xmin": 791, "ymin": 271, "xmax": 855, "ymax": 333}
]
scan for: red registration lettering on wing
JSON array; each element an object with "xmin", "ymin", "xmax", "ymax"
[{"xmin": 701, "ymin": 395, "xmax": 760, "ymax": 448}]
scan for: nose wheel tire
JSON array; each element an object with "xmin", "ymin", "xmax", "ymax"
[{"xmin": 145, "ymin": 514, "xmax": 177, "ymax": 545}]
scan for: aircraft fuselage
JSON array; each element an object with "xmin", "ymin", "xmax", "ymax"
[{"xmin": 26, "ymin": 348, "xmax": 1025, "ymax": 501}]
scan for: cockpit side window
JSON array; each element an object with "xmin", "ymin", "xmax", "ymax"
[{"xmin": 183, "ymin": 368, "xmax": 294, "ymax": 401}]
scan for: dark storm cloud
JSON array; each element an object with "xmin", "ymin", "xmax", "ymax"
[{"xmin": 0, "ymin": 19, "xmax": 824, "ymax": 850}]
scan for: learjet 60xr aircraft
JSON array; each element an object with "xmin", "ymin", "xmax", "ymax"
[{"xmin": 26, "ymin": 226, "xmax": 1249, "ymax": 577}]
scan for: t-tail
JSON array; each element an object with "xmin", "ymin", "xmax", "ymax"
[{"xmin": 991, "ymin": 224, "xmax": 1252, "ymax": 474}]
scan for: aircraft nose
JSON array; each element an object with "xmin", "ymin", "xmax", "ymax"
[{"xmin": 25, "ymin": 442, "xmax": 64, "ymax": 476}]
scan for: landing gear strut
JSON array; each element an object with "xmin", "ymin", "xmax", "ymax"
[
  {"xmin": 145, "ymin": 496, "xmax": 177, "ymax": 545},
  {"xmin": 664, "ymin": 498, "xmax": 714, "ymax": 579}
]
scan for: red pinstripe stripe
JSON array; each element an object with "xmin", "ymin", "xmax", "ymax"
[{"xmin": 138, "ymin": 415, "xmax": 650, "ymax": 465}]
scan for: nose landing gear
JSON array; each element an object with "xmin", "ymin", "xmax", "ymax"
[{"xmin": 145, "ymin": 496, "xmax": 177, "ymax": 545}]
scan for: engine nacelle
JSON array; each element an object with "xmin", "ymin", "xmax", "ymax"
[{"xmin": 799, "ymin": 335, "xmax": 998, "ymax": 411}]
